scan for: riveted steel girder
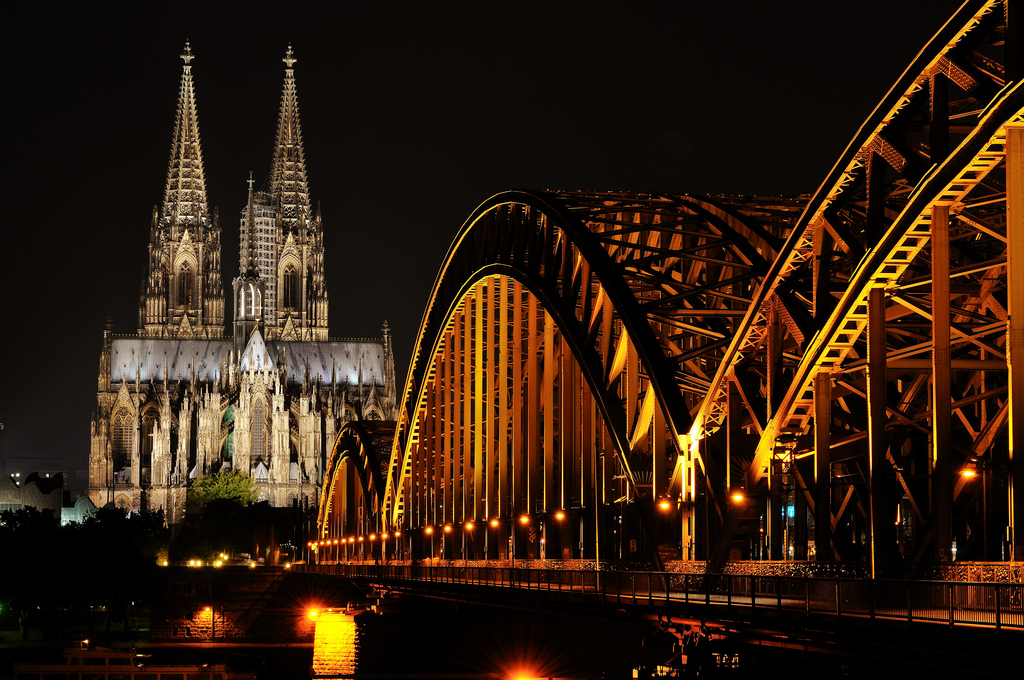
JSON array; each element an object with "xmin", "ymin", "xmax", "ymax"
[
  {"xmin": 707, "ymin": 0, "xmax": 1022, "ymax": 565},
  {"xmin": 380, "ymin": 191, "xmax": 799, "ymax": 563}
]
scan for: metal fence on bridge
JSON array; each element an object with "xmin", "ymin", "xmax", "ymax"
[{"xmin": 302, "ymin": 563, "xmax": 1024, "ymax": 631}]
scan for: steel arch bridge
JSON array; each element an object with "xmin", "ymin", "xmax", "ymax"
[{"xmin": 318, "ymin": 0, "xmax": 1023, "ymax": 571}]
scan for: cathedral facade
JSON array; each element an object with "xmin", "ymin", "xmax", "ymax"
[{"xmin": 88, "ymin": 44, "xmax": 397, "ymax": 523}]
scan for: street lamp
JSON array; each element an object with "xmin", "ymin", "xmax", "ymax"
[
  {"xmin": 464, "ymin": 521, "xmax": 474, "ymax": 564},
  {"xmin": 203, "ymin": 606, "xmax": 216, "ymax": 640}
]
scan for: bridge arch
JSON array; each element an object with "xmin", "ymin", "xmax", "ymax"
[
  {"xmin": 316, "ymin": 421, "xmax": 387, "ymax": 560},
  {"xmin": 381, "ymin": 190, "xmax": 795, "ymax": 563}
]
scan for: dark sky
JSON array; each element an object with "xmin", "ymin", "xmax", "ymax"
[{"xmin": 2, "ymin": 0, "xmax": 962, "ymax": 475}]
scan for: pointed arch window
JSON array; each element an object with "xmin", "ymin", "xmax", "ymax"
[
  {"xmin": 111, "ymin": 406, "xmax": 133, "ymax": 472},
  {"xmin": 178, "ymin": 262, "xmax": 194, "ymax": 307},
  {"xmin": 220, "ymin": 405, "xmax": 235, "ymax": 461},
  {"xmin": 306, "ymin": 266, "xmax": 315, "ymax": 319},
  {"xmin": 283, "ymin": 265, "xmax": 299, "ymax": 309},
  {"xmin": 252, "ymin": 399, "xmax": 267, "ymax": 459},
  {"xmin": 141, "ymin": 408, "xmax": 157, "ymax": 460}
]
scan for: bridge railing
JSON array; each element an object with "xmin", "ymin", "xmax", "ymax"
[{"xmin": 303, "ymin": 562, "xmax": 1024, "ymax": 630}]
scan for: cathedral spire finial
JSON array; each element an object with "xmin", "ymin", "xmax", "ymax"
[
  {"xmin": 244, "ymin": 172, "xmax": 257, "ymax": 277},
  {"xmin": 162, "ymin": 42, "xmax": 208, "ymax": 230},
  {"xmin": 140, "ymin": 43, "xmax": 224, "ymax": 339},
  {"xmin": 269, "ymin": 44, "xmax": 310, "ymax": 233}
]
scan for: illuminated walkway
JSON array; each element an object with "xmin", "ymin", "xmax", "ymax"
[{"xmin": 301, "ymin": 563, "xmax": 1024, "ymax": 631}]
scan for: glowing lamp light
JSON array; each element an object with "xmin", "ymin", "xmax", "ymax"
[
  {"xmin": 333, "ymin": 539, "xmax": 339, "ymax": 544},
  {"xmin": 382, "ymin": 532, "xmax": 389, "ymax": 539},
  {"xmin": 284, "ymin": 562, "xmax": 292, "ymax": 569},
  {"xmin": 509, "ymin": 670, "xmax": 544, "ymax": 680},
  {"xmin": 490, "ymin": 518, "xmax": 500, "ymax": 528},
  {"xmin": 465, "ymin": 521, "xmax": 474, "ymax": 531},
  {"xmin": 425, "ymin": 526, "xmax": 434, "ymax": 535},
  {"xmin": 519, "ymin": 515, "xmax": 530, "ymax": 525},
  {"xmin": 204, "ymin": 606, "xmax": 212, "ymax": 613},
  {"xmin": 349, "ymin": 537, "xmax": 355, "ymax": 543},
  {"xmin": 308, "ymin": 609, "xmax": 318, "ymax": 619},
  {"xmin": 731, "ymin": 492, "xmax": 745, "ymax": 502},
  {"xmin": 961, "ymin": 469, "xmax": 978, "ymax": 477},
  {"xmin": 357, "ymin": 536, "xmax": 364, "ymax": 542},
  {"xmin": 394, "ymin": 530, "xmax": 401, "ymax": 538},
  {"xmin": 554, "ymin": 510, "xmax": 565, "ymax": 521},
  {"xmin": 658, "ymin": 499, "xmax": 672, "ymax": 511},
  {"xmin": 369, "ymin": 534, "xmax": 377, "ymax": 541},
  {"xmin": 444, "ymin": 524, "xmax": 452, "ymax": 533}
]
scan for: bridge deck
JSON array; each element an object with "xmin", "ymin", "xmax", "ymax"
[{"xmin": 301, "ymin": 563, "xmax": 1024, "ymax": 631}]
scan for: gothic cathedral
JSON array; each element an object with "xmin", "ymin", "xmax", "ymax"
[{"xmin": 88, "ymin": 44, "xmax": 397, "ymax": 522}]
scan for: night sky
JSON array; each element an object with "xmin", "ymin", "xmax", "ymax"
[{"xmin": 2, "ymin": 1, "xmax": 963, "ymax": 478}]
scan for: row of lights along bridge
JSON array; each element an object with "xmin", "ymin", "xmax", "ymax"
[{"xmin": 311, "ymin": 504, "xmax": 685, "ymax": 563}]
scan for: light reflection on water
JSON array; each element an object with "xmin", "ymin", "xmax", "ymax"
[
  {"xmin": 311, "ymin": 612, "xmax": 358, "ymax": 677},
  {"xmin": 308, "ymin": 600, "xmax": 683, "ymax": 678},
  {"xmin": 308, "ymin": 601, "xmax": 636, "ymax": 679}
]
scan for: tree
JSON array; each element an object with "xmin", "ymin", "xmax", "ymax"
[{"xmin": 187, "ymin": 470, "xmax": 258, "ymax": 512}]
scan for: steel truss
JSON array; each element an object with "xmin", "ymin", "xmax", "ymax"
[
  {"xmin": 370, "ymin": 191, "xmax": 804, "ymax": 563},
  {"xmin": 703, "ymin": 0, "xmax": 1022, "ymax": 569},
  {"xmin": 316, "ymin": 421, "xmax": 389, "ymax": 561},
  {"xmin": 321, "ymin": 0, "xmax": 1022, "ymax": 568}
]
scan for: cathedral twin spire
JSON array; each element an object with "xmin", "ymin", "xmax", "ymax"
[
  {"xmin": 162, "ymin": 42, "xmax": 209, "ymax": 232},
  {"xmin": 233, "ymin": 44, "xmax": 329, "ymax": 343},
  {"xmin": 270, "ymin": 45, "xmax": 312, "ymax": 233},
  {"xmin": 140, "ymin": 42, "xmax": 223, "ymax": 338},
  {"xmin": 141, "ymin": 42, "xmax": 327, "ymax": 341}
]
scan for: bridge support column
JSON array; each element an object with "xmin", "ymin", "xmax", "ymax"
[
  {"xmin": 1008, "ymin": 125, "xmax": 1024, "ymax": 561},
  {"xmin": 814, "ymin": 372, "xmax": 832, "ymax": 561},
  {"xmin": 795, "ymin": 466, "xmax": 808, "ymax": 560},
  {"xmin": 495, "ymin": 276, "xmax": 510, "ymax": 559},
  {"xmin": 867, "ymin": 286, "xmax": 887, "ymax": 577},
  {"xmin": 769, "ymin": 464, "xmax": 784, "ymax": 560},
  {"xmin": 932, "ymin": 205, "xmax": 953, "ymax": 560}
]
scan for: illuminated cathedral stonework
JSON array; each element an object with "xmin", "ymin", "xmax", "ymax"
[{"xmin": 88, "ymin": 44, "xmax": 397, "ymax": 522}]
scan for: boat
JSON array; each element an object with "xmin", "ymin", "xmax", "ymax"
[{"xmin": 12, "ymin": 643, "xmax": 257, "ymax": 680}]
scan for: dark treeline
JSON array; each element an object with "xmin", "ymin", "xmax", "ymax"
[{"xmin": 0, "ymin": 507, "xmax": 168, "ymax": 639}]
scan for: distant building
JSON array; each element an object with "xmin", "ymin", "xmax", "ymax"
[
  {"xmin": 0, "ymin": 472, "xmax": 64, "ymax": 517},
  {"xmin": 62, "ymin": 495, "xmax": 98, "ymax": 525},
  {"xmin": 88, "ymin": 44, "xmax": 397, "ymax": 523}
]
